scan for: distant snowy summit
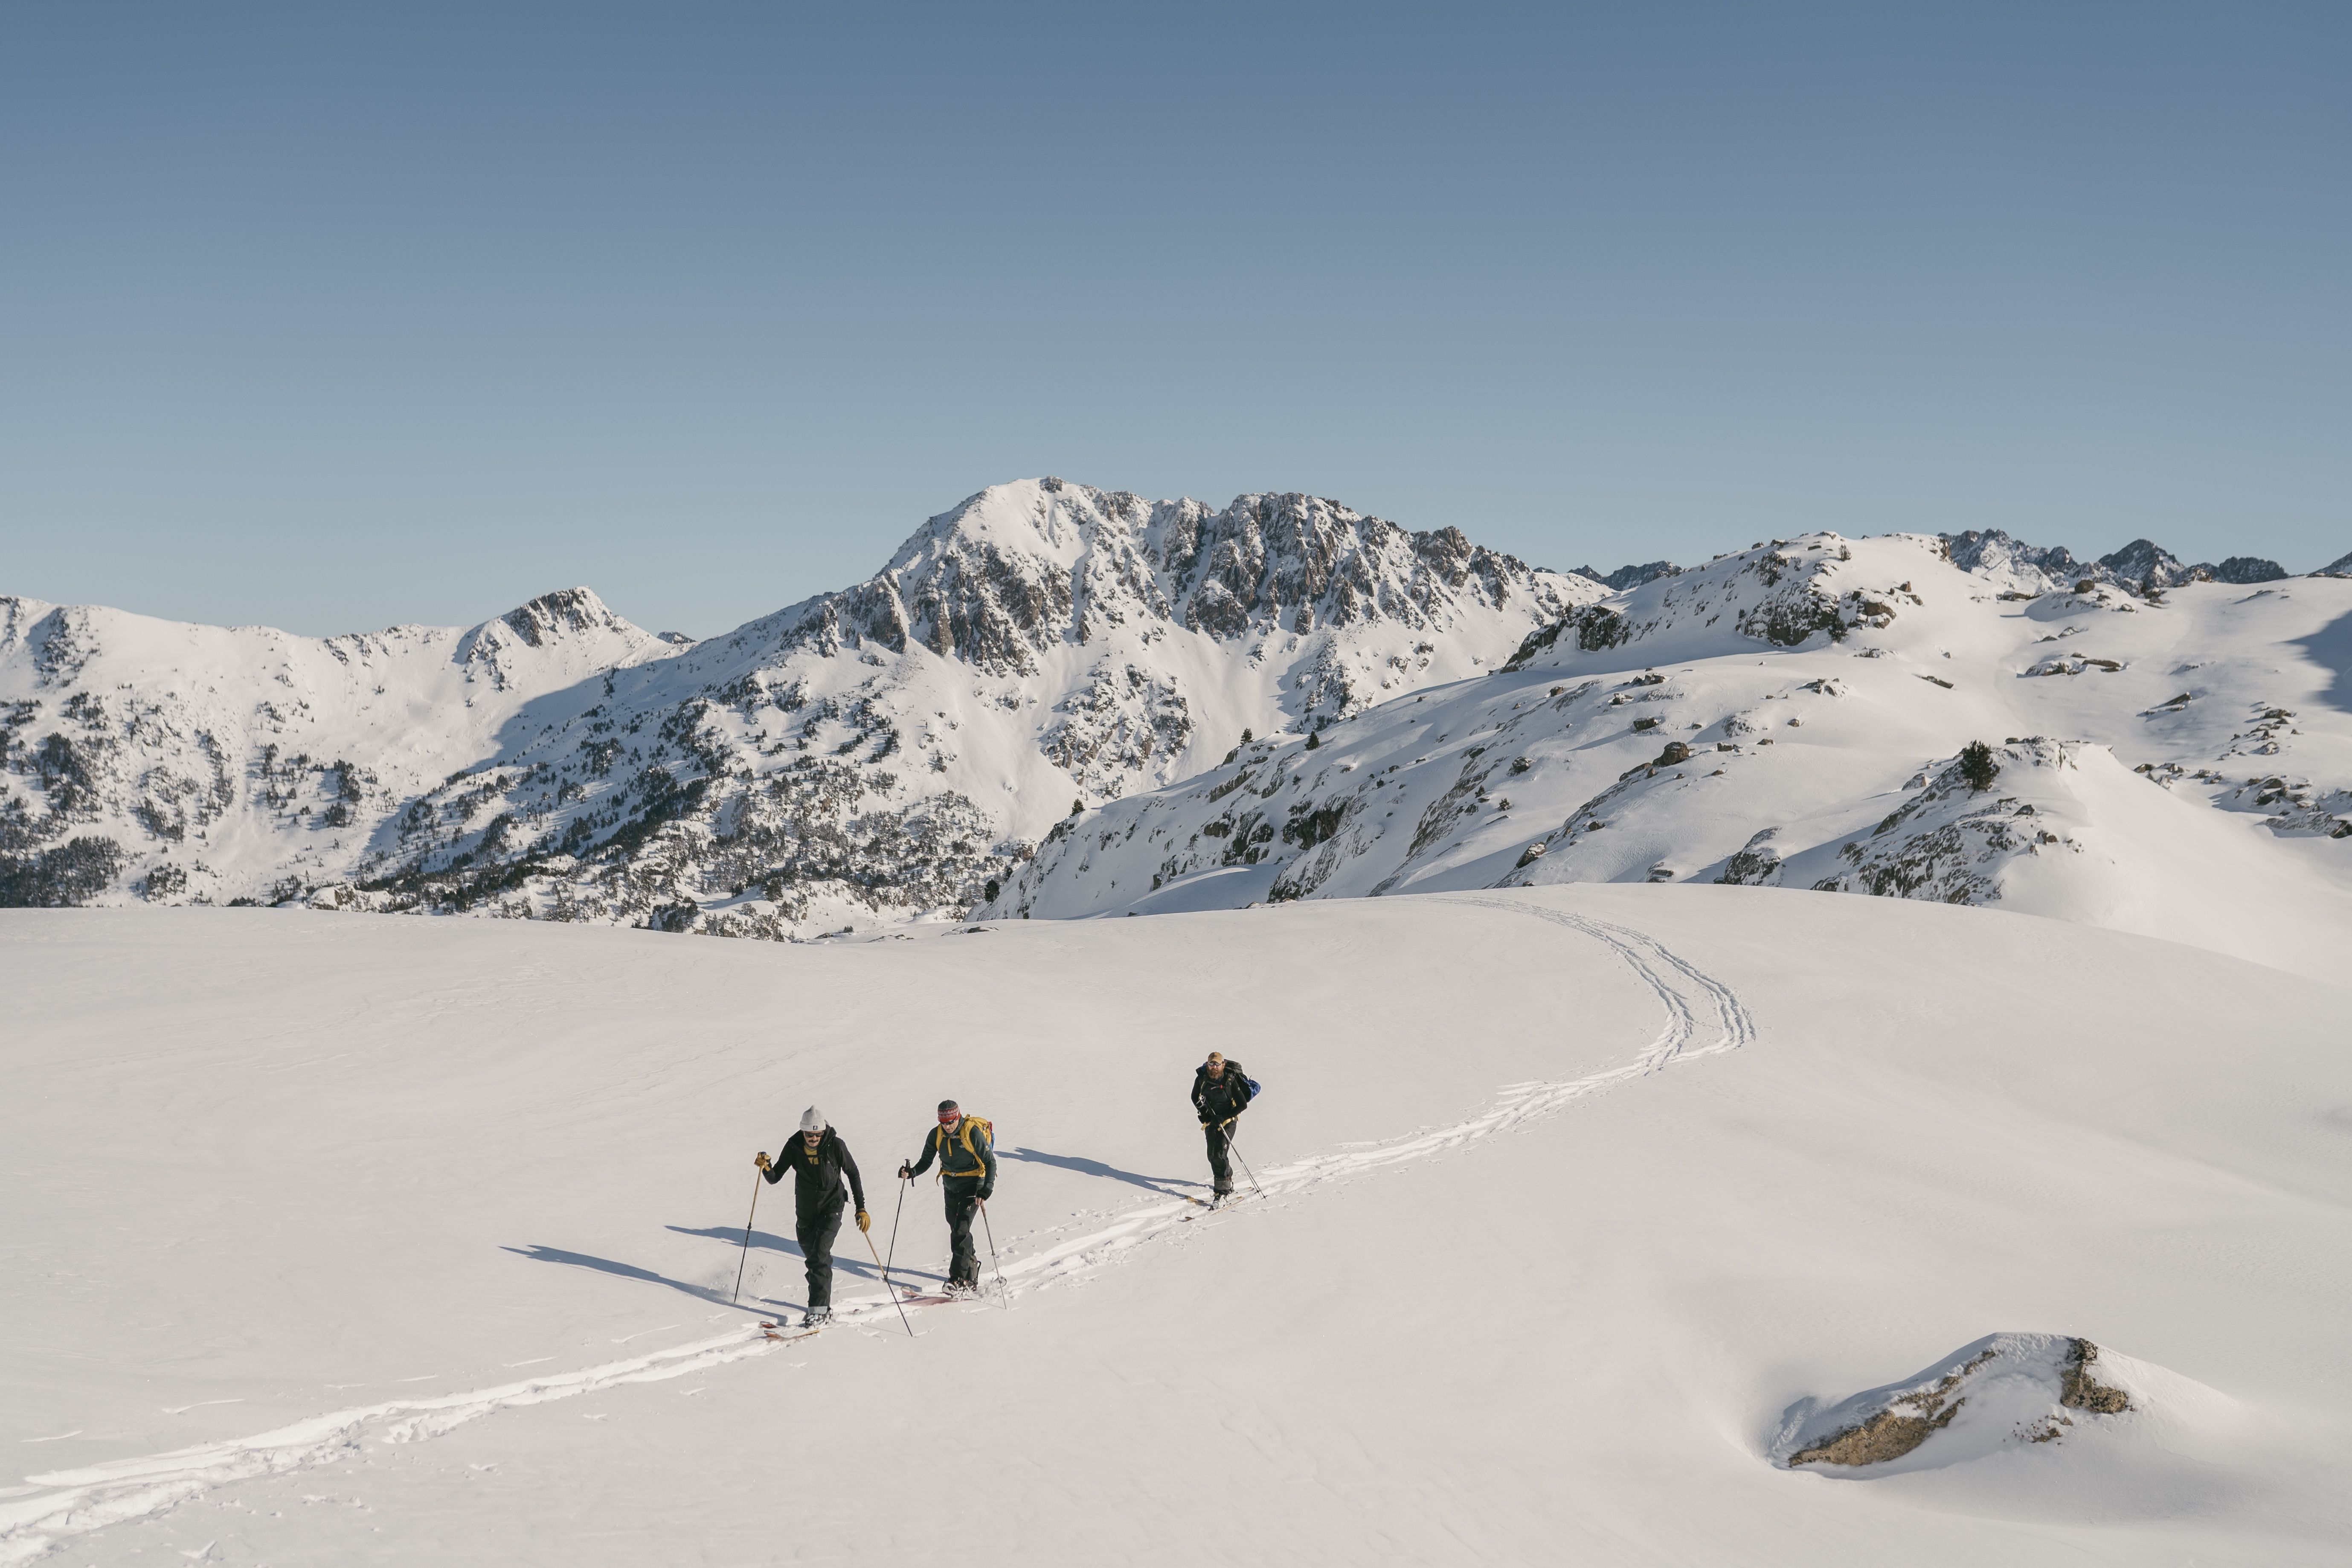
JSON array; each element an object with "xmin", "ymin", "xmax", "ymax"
[
  {"xmin": 3, "ymin": 487, "xmax": 2345, "ymax": 961},
  {"xmin": 1, "ymin": 480, "xmax": 1593, "ymax": 932},
  {"xmin": 1583, "ymin": 528, "xmax": 2303, "ymax": 604},
  {"xmin": 1941, "ymin": 528, "xmax": 2291, "ymax": 593},
  {"xmin": 993, "ymin": 527, "xmax": 2352, "ymax": 981}
]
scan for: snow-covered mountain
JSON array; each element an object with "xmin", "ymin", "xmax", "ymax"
[
  {"xmin": 1942, "ymin": 528, "xmax": 2288, "ymax": 592},
  {"xmin": 994, "ymin": 531, "xmax": 2352, "ymax": 979},
  {"xmin": 1, "ymin": 480, "xmax": 1591, "ymax": 935},
  {"xmin": 0, "ymin": 587, "xmax": 672, "ymax": 907}
]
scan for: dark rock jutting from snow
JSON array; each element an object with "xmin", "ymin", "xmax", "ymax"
[
  {"xmin": 2210, "ymin": 557, "xmax": 2288, "ymax": 585},
  {"xmin": 1573, "ymin": 561, "xmax": 1681, "ymax": 592}
]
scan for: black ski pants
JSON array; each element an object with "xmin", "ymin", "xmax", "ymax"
[
  {"xmin": 1203, "ymin": 1119, "xmax": 1237, "ymax": 1194},
  {"xmin": 941, "ymin": 1176, "xmax": 982, "ymax": 1287},
  {"xmin": 797, "ymin": 1204, "xmax": 845, "ymax": 1310}
]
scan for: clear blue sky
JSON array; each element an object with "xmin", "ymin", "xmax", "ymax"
[{"xmin": 3, "ymin": 3, "xmax": 2346, "ymax": 638}]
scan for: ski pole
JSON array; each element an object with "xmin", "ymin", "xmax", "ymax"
[
  {"xmin": 861, "ymin": 1224, "xmax": 916, "ymax": 1337},
  {"xmin": 732, "ymin": 1165, "xmax": 764, "ymax": 1305},
  {"xmin": 1224, "ymin": 1124, "xmax": 1261, "ymax": 1196},
  {"xmin": 977, "ymin": 1199, "xmax": 1010, "ymax": 1307},
  {"xmin": 883, "ymin": 1172, "xmax": 909, "ymax": 1289}
]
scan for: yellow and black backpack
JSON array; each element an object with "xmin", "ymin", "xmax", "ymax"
[{"xmin": 931, "ymin": 1115, "xmax": 993, "ymax": 1178}]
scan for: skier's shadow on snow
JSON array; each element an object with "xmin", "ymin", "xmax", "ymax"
[
  {"xmin": 1000, "ymin": 1147, "xmax": 1200, "ymax": 1199},
  {"xmin": 505, "ymin": 1241, "xmax": 946, "ymax": 1314},
  {"xmin": 502, "ymin": 1244, "xmax": 759, "ymax": 1310},
  {"xmin": 661, "ymin": 1225, "xmax": 932, "ymax": 1285}
]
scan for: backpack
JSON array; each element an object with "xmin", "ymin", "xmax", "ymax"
[{"xmin": 933, "ymin": 1115, "xmax": 993, "ymax": 1177}]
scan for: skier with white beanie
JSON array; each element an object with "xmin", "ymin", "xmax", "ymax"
[{"xmin": 754, "ymin": 1108, "xmax": 869, "ymax": 1326}]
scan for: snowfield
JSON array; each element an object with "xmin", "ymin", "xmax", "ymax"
[{"xmin": 6, "ymin": 889, "xmax": 2348, "ymax": 1565}]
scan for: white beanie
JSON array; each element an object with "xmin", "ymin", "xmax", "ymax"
[{"xmin": 799, "ymin": 1106, "xmax": 827, "ymax": 1133}]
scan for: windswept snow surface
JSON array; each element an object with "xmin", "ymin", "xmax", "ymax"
[{"xmin": 4, "ymin": 893, "xmax": 2349, "ymax": 1564}]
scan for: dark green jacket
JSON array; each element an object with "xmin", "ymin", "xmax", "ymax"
[{"xmin": 908, "ymin": 1116, "xmax": 997, "ymax": 1191}]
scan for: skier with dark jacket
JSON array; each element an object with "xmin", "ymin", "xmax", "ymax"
[
  {"xmin": 898, "ymin": 1099, "xmax": 996, "ymax": 1297},
  {"xmin": 1192, "ymin": 1052, "xmax": 1254, "ymax": 1199},
  {"xmin": 755, "ymin": 1107, "xmax": 869, "ymax": 1326}
]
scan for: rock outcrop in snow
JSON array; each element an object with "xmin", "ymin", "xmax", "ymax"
[
  {"xmin": 1776, "ymin": 1335, "xmax": 2140, "ymax": 1472},
  {"xmin": 1573, "ymin": 560, "xmax": 1681, "ymax": 591}
]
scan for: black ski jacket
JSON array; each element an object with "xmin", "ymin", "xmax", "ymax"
[
  {"xmin": 764, "ymin": 1127, "xmax": 868, "ymax": 1223},
  {"xmin": 907, "ymin": 1116, "xmax": 997, "ymax": 1194},
  {"xmin": 1192, "ymin": 1061, "xmax": 1253, "ymax": 1126}
]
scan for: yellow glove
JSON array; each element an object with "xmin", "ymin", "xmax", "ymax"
[
  {"xmin": 856, "ymin": 1209, "xmax": 871, "ymax": 1233},
  {"xmin": 755, "ymin": 1152, "xmax": 770, "ymax": 1170}
]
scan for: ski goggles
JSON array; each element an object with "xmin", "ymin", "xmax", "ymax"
[{"xmin": 937, "ymin": 1110, "xmax": 961, "ymax": 1124}]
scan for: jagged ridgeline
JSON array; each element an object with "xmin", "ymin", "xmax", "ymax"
[
  {"xmin": 991, "ymin": 528, "xmax": 2352, "ymax": 983},
  {"xmin": 0, "ymin": 480, "xmax": 1592, "ymax": 934}
]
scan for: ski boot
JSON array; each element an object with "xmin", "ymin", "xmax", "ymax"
[{"xmin": 802, "ymin": 1306, "xmax": 834, "ymax": 1328}]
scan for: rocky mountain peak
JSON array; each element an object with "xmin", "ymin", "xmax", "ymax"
[
  {"xmin": 1945, "ymin": 530, "xmax": 2289, "ymax": 592},
  {"xmin": 2095, "ymin": 539, "xmax": 2190, "ymax": 589},
  {"xmin": 3, "ymin": 479, "xmax": 1595, "ymax": 935},
  {"xmin": 499, "ymin": 587, "xmax": 629, "ymax": 647},
  {"xmin": 776, "ymin": 479, "xmax": 1582, "ymax": 682}
]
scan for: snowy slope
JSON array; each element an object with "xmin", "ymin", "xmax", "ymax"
[
  {"xmin": 4, "ymin": 892, "xmax": 2348, "ymax": 1564},
  {"xmin": 0, "ymin": 589, "xmax": 674, "ymax": 908},
  {"xmin": 2, "ymin": 481, "xmax": 1589, "ymax": 936},
  {"xmin": 997, "ymin": 532, "xmax": 2352, "ymax": 980}
]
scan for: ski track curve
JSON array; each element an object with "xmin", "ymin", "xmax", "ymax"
[{"xmin": 1, "ymin": 895, "xmax": 1753, "ymax": 1564}]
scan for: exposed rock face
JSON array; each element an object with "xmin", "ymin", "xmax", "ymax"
[
  {"xmin": 1574, "ymin": 560, "xmax": 1680, "ymax": 591},
  {"xmin": 1716, "ymin": 828, "xmax": 1783, "ymax": 886},
  {"xmin": 1776, "ymin": 1334, "xmax": 2137, "ymax": 1473},
  {"xmin": 1944, "ymin": 529, "xmax": 2288, "ymax": 593},
  {"xmin": 2211, "ymin": 556, "xmax": 2288, "ymax": 585},
  {"xmin": 1789, "ymin": 1350, "xmax": 1991, "ymax": 1467},
  {"xmin": 0, "ymin": 480, "xmax": 1592, "ymax": 937},
  {"xmin": 2096, "ymin": 538, "xmax": 2199, "ymax": 589},
  {"xmin": 2060, "ymin": 1339, "xmax": 2132, "ymax": 1415},
  {"xmin": 1805, "ymin": 741, "xmax": 2077, "ymax": 904},
  {"xmin": 1944, "ymin": 528, "xmax": 2089, "ymax": 593}
]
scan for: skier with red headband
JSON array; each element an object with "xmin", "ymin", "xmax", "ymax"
[{"xmin": 898, "ymin": 1099, "xmax": 997, "ymax": 1298}]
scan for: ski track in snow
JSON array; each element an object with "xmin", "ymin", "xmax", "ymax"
[{"xmin": 0, "ymin": 900, "xmax": 1751, "ymax": 1564}]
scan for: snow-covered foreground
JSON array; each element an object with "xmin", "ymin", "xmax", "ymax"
[{"xmin": 4, "ymin": 894, "xmax": 2348, "ymax": 1564}]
